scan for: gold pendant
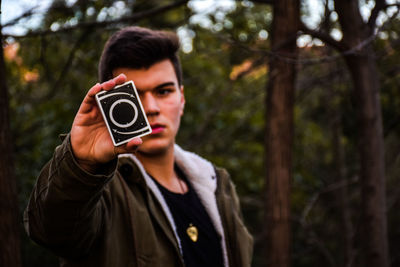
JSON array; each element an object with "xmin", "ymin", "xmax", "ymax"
[{"xmin": 186, "ymin": 224, "xmax": 198, "ymax": 242}]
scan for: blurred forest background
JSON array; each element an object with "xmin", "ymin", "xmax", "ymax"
[{"xmin": 1, "ymin": 0, "xmax": 400, "ymax": 266}]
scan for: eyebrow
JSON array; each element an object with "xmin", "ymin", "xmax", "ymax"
[{"xmin": 136, "ymin": 82, "xmax": 176, "ymax": 93}]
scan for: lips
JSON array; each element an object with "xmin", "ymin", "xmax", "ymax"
[{"xmin": 150, "ymin": 124, "xmax": 165, "ymax": 134}]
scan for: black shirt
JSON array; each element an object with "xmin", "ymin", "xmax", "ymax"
[{"xmin": 151, "ymin": 166, "xmax": 224, "ymax": 267}]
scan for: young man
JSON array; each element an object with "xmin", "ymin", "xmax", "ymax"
[{"xmin": 24, "ymin": 26, "xmax": 253, "ymax": 267}]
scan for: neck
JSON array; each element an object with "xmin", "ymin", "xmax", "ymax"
[
  {"xmin": 136, "ymin": 145, "xmax": 187, "ymax": 194},
  {"xmin": 137, "ymin": 147, "xmax": 175, "ymax": 181}
]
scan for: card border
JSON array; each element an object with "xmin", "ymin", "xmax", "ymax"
[{"xmin": 95, "ymin": 80, "xmax": 151, "ymax": 146}]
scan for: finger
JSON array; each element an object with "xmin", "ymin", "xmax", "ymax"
[
  {"xmin": 126, "ymin": 137, "xmax": 143, "ymax": 148},
  {"xmin": 77, "ymin": 75, "xmax": 128, "ymax": 117},
  {"xmin": 113, "ymin": 73, "xmax": 127, "ymax": 85},
  {"xmin": 87, "ymin": 83, "xmax": 102, "ymax": 98},
  {"xmin": 79, "ymin": 83, "xmax": 102, "ymax": 113},
  {"xmin": 101, "ymin": 79, "xmax": 116, "ymax": 91},
  {"xmin": 101, "ymin": 74, "xmax": 127, "ymax": 90}
]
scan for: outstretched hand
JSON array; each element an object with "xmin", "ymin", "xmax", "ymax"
[{"xmin": 70, "ymin": 74, "xmax": 142, "ymax": 172}]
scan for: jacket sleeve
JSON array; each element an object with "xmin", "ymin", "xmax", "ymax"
[
  {"xmin": 24, "ymin": 134, "xmax": 117, "ymax": 259},
  {"xmin": 216, "ymin": 167, "xmax": 254, "ymax": 267}
]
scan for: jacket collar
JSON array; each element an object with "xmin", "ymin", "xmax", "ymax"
[{"xmin": 118, "ymin": 145, "xmax": 229, "ymax": 267}]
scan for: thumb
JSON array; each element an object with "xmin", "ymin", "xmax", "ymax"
[{"xmin": 113, "ymin": 138, "xmax": 143, "ymax": 155}]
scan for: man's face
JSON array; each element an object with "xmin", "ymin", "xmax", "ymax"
[{"xmin": 113, "ymin": 60, "xmax": 185, "ymax": 155}]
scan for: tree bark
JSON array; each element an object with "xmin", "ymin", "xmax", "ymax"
[
  {"xmin": 265, "ymin": 0, "xmax": 299, "ymax": 266},
  {"xmin": 0, "ymin": 6, "xmax": 22, "ymax": 266},
  {"xmin": 334, "ymin": 1, "xmax": 389, "ymax": 266},
  {"xmin": 324, "ymin": 41, "xmax": 354, "ymax": 266},
  {"xmin": 330, "ymin": 102, "xmax": 354, "ymax": 267}
]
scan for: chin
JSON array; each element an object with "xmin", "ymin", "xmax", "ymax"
[{"xmin": 137, "ymin": 140, "xmax": 174, "ymax": 156}]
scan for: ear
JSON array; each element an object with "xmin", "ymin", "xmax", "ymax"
[{"xmin": 179, "ymin": 85, "xmax": 185, "ymax": 116}]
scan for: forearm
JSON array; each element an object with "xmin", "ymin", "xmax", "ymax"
[{"xmin": 24, "ymin": 134, "xmax": 117, "ymax": 258}]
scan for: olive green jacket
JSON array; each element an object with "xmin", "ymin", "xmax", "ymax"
[{"xmin": 24, "ymin": 136, "xmax": 253, "ymax": 267}]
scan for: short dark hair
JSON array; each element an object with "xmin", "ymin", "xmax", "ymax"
[{"xmin": 98, "ymin": 26, "xmax": 182, "ymax": 85}]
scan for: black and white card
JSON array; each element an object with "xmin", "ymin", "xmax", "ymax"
[{"xmin": 96, "ymin": 81, "xmax": 151, "ymax": 146}]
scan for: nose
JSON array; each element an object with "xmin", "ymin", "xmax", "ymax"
[{"xmin": 141, "ymin": 92, "xmax": 160, "ymax": 117}]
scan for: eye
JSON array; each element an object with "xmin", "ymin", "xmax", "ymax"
[{"xmin": 157, "ymin": 88, "xmax": 174, "ymax": 96}]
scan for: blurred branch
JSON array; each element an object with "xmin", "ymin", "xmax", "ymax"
[
  {"xmin": 368, "ymin": 1, "xmax": 400, "ymax": 29},
  {"xmin": 39, "ymin": 35, "xmax": 55, "ymax": 84},
  {"xmin": 214, "ymin": 31, "xmax": 342, "ymax": 65},
  {"xmin": 299, "ymin": 22, "xmax": 346, "ymax": 52},
  {"xmin": 185, "ymin": 76, "xmax": 264, "ymax": 150},
  {"xmin": 296, "ymin": 67, "xmax": 347, "ymax": 104},
  {"xmin": 378, "ymin": 6, "xmax": 400, "ymax": 34},
  {"xmin": 184, "ymin": 81, "xmax": 236, "ymax": 149},
  {"xmin": 247, "ymin": 0, "xmax": 274, "ymax": 4},
  {"xmin": 320, "ymin": 0, "xmax": 332, "ymax": 33},
  {"xmin": 2, "ymin": 6, "xmax": 38, "ymax": 28},
  {"xmin": 240, "ymin": 196, "xmax": 263, "ymax": 208},
  {"xmin": 4, "ymin": 0, "xmax": 189, "ymax": 39},
  {"xmin": 46, "ymin": 28, "xmax": 92, "ymax": 102},
  {"xmin": 300, "ymin": 5, "xmax": 399, "ymax": 59},
  {"xmin": 293, "ymin": 173, "xmax": 358, "ymax": 267},
  {"xmin": 23, "ymin": 29, "xmax": 92, "ymax": 104},
  {"xmin": 368, "ymin": 0, "xmax": 386, "ymax": 29},
  {"xmin": 300, "ymin": 175, "xmax": 359, "ymax": 225},
  {"xmin": 187, "ymin": 90, "xmax": 264, "ymax": 151},
  {"xmin": 297, "ymin": 218, "xmax": 337, "ymax": 267}
]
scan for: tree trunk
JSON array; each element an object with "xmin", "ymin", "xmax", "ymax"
[
  {"xmin": 265, "ymin": 0, "xmax": 299, "ymax": 266},
  {"xmin": 320, "ymin": 7, "xmax": 355, "ymax": 265},
  {"xmin": 0, "ymin": 10, "xmax": 22, "ymax": 267},
  {"xmin": 334, "ymin": 1, "xmax": 389, "ymax": 266},
  {"xmin": 345, "ymin": 52, "xmax": 388, "ymax": 267},
  {"xmin": 331, "ymin": 104, "xmax": 354, "ymax": 267}
]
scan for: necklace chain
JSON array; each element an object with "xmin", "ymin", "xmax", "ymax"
[{"xmin": 176, "ymin": 171, "xmax": 186, "ymax": 194}]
